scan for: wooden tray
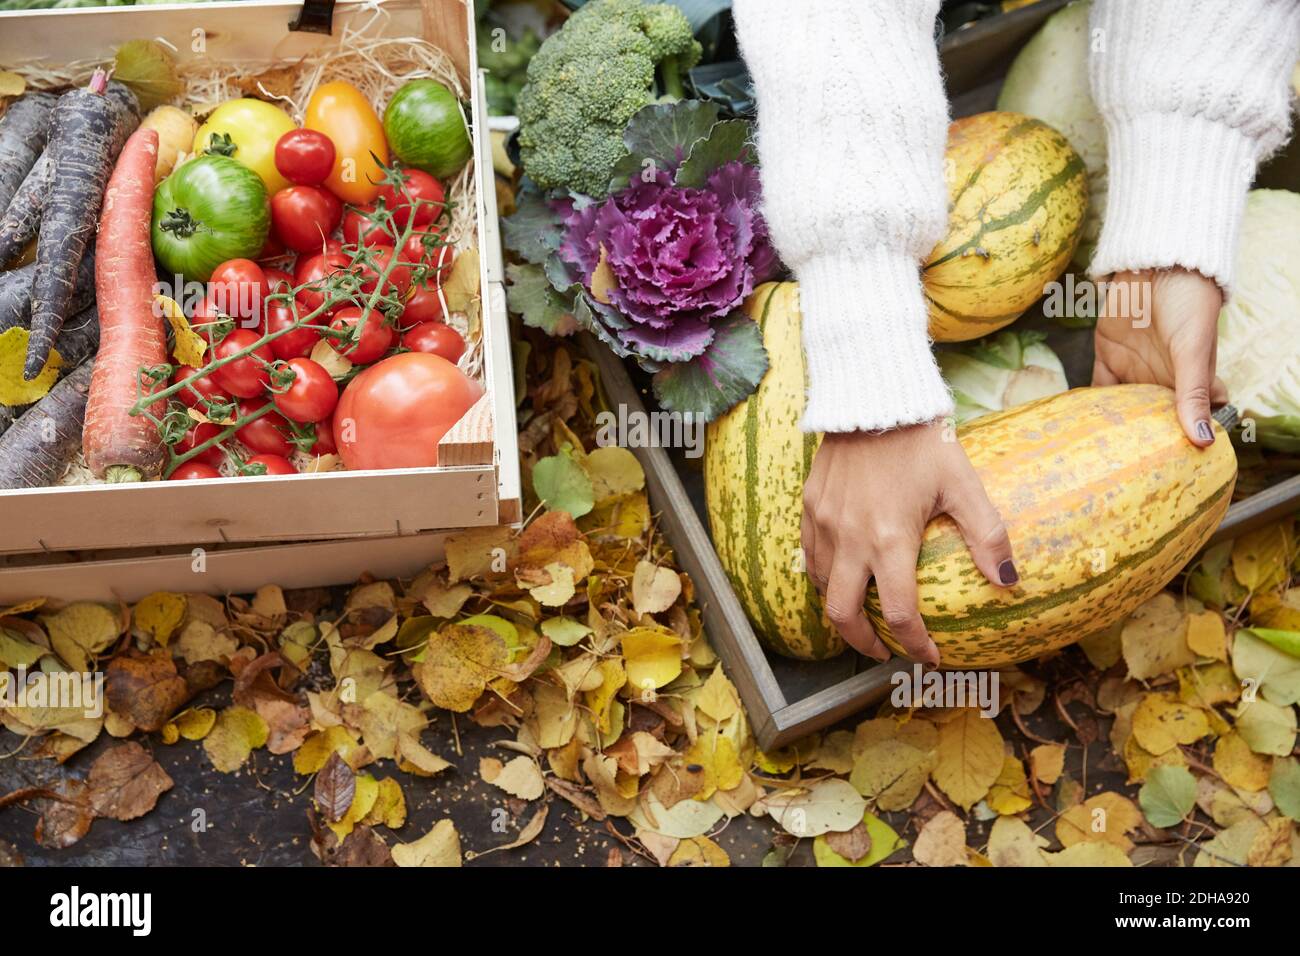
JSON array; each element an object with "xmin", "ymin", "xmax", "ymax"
[
  {"xmin": 588, "ymin": 0, "xmax": 1300, "ymax": 750},
  {"xmin": 0, "ymin": 0, "xmax": 521, "ymax": 556}
]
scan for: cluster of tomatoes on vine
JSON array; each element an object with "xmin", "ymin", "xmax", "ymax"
[{"xmin": 157, "ymin": 137, "xmax": 468, "ymax": 480}]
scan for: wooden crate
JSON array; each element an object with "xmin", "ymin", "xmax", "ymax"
[
  {"xmin": 0, "ymin": 0, "xmax": 520, "ymax": 559},
  {"xmin": 0, "ymin": 0, "xmax": 522, "ymax": 597}
]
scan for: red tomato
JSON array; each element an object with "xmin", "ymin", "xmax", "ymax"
[
  {"xmin": 263, "ymin": 297, "xmax": 322, "ymax": 361},
  {"xmin": 309, "ymin": 414, "xmax": 338, "ymax": 455},
  {"xmin": 275, "ymin": 129, "xmax": 336, "ymax": 187},
  {"xmin": 401, "ymin": 230, "xmax": 454, "ymax": 284},
  {"xmin": 378, "ymin": 169, "xmax": 446, "ymax": 229},
  {"xmin": 175, "ymin": 422, "xmax": 226, "ymax": 467},
  {"xmin": 294, "ymin": 250, "xmax": 352, "ymax": 317},
  {"xmin": 168, "ymin": 462, "xmax": 221, "ymax": 481},
  {"xmin": 329, "ymin": 307, "xmax": 394, "ymax": 365},
  {"xmin": 245, "ymin": 454, "xmax": 297, "ymax": 476},
  {"xmin": 402, "ymin": 322, "xmax": 464, "ymax": 364},
  {"xmin": 271, "ymin": 185, "xmax": 343, "ymax": 254},
  {"xmin": 257, "ymin": 232, "xmax": 288, "ymax": 263},
  {"xmin": 342, "ymin": 204, "xmax": 396, "ymax": 248},
  {"xmin": 212, "ymin": 329, "xmax": 273, "ymax": 398},
  {"xmin": 275, "ymin": 357, "xmax": 339, "ymax": 424},
  {"xmin": 358, "ymin": 245, "xmax": 411, "ymax": 299},
  {"xmin": 264, "ymin": 267, "xmax": 294, "ymax": 294},
  {"xmin": 171, "ymin": 365, "xmax": 231, "ymax": 411},
  {"xmin": 189, "ymin": 293, "xmax": 232, "ymax": 342},
  {"xmin": 398, "ymin": 281, "xmax": 447, "ymax": 325},
  {"xmin": 236, "ymin": 399, "xmax": 294, "ymax": 457},
  {"xmin": 209, "ymin": 259, "xmax": 270, "ymax": 323},
  {"xmin": 334, "ymin": 352, "xmax": 484, "ymax": 470}
]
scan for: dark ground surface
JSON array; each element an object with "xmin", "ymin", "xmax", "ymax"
[{"xmin": 0, "ymin": 647, "xmax": 1169, "ymax": 868}]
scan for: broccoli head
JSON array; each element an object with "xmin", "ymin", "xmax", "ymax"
[{"xmin": 515, "ymin": 0, "xmax": 702, "ymax": 197}]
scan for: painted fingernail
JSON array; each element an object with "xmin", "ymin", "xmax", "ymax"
[
  {"xmin": 1196, "ymin": 420, "xmax": 1214, "ymax": 443},
  {"xmin": 998, "ymin": 559, "xmax": 1019, "ymax": 586}
]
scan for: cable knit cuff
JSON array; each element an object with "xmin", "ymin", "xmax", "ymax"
[
  {"xmin": 1089, "ymin": 113, "xmax": 1257, "ymax": 294},
  {"xmin": 796, "ymin": 247, "xmax": 953, "ymax": 433}
]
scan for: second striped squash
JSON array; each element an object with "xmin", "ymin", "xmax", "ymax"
[{"xmin": 925, "ymin": 111, "xmax": 1088, "ymax": 342}]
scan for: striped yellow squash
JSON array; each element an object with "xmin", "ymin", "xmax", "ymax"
[
  {"xmin": 704, "ymin": 283, "xmax": 844, "ymax": 660},
  {"xmin": 925, "ymin": 111, "xmax": 1088, "ymax": 342},
  {"xmin": 868, "ymin": 385, "xmax": 1237, "ymax": 668}
]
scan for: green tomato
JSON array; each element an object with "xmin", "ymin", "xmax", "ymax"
[
  {"xmin": 383, "ymin": 79, "xmax": 472, "ymax": 178},
  {"xmin": 152, "ymin": 155, "xmax": 270, "ymax": 283}
]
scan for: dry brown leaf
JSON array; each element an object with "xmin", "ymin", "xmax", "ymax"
[
  {"xmin": 86, "ymin": 741, "xmax": 173, "ymax": 821},
  {"xmin": 315, "ymin": 751, "xmax": 357, "ymax": 823},
  {"xmin": 105, "ymin": 651, "xmax": 189, "ymax": 733}
]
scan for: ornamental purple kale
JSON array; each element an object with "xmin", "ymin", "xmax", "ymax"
[
  {"xmin": 557, "ymin": 161, "xmax": 778, "ymax": 364},
  {"xmin": 502, "ymin": 100, "xmax": 778, "ymax": 422}
]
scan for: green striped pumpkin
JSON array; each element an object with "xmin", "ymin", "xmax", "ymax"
[
  {"xmin": 708, "ymin": 290, "xmax": 1236, "ymax": 668},
  {"xmin": 925, "ymin": 111, "xmax": 1088, "ymax": 342},
  {"xmin": 704, "ymin": 283, "xmax": 844, "ymax": 660}
]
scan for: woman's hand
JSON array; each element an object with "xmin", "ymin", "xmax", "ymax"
[
  {"xmin": 802, "ymin": 421, "xmax": 1019, "ymax": 664},
  {"xmin": 1093, "ymin": 268, "xmax": 1228, "ymax": 446}
]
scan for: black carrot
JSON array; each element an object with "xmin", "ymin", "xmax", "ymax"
[
  {"xmin": 0, "ymin": 301, "xmax": 100, "ymax": 440},
  {"xmin": 0, "ymin": 152, "xmax": 52, "ymax": 267},
  {"xmin": 25, "ymin": 74, "xmax": 139, "ymax": 380},
  {"xmin": 0, "ymin": 91, "xmax": 56, "ymax": 215},
  {"xmin": 0, "ymin": 358, "xmax": 94, "ymax": 490},
  {"xmin": 0, "ymin": 248, "xmax": 95, "ymax": 334}
]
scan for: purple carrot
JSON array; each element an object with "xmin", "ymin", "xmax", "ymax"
[
  {"xmin": 0, "ymin": 358, "xmax": 94, "ymax": 489},
  {"xmin": 0, "ymin": 91, "xmax": 56, "ymax": 216},
  {"xmin": 0, "ymin": 246, "xmax": 96, "ymax": 334},
  {"xmin": 0, "ymin": 301, "xmax": 99, "ymax": 440},
  {"xmin": 0, "ymin": 151, "xmax": 52, "ymax": 267},
  {"xmin": 24, "ymin": 72, "xmax": 139, "ymax": 380}
]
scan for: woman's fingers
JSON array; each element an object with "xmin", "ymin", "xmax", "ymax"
[
  {"xmin": 1169, "ymin": 307, "xmax": 1221, "ymax": 447},
  {"xmin": 1172, "ymin": 359, "xmax": 1216, "ymax": 447},
  {"xmin": 872, "ymin": 541, "xmax": 938, "ymax": 665},
  {"xmin": 1091, "ymin": 355, "xmax": 1120, "ymax": 387},
  {"xmin": 824, "ymin": 550, "xmax": 887, "ymax": 661},
  {"xmin": 943, "ymin": 470, "xmax": 1018, "ymax": 589},
  {"xmin": 801, "ymin": 473, "xmax": 826, "ymax": 591}
]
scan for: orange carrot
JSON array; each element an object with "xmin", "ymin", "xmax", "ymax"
[{"xmin": 83, "ymin": 127, "xmax": 168, "ymax": 481}]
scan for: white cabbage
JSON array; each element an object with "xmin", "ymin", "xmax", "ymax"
[
  {"xmin": 939, "ymin": 331, "xmax": 1070, "ymax": 424},
  {"xmin": 1217, "ymin": 190, "xmax": 1300, "ymax": 437}
]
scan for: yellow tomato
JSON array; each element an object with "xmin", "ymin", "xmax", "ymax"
[
  {"xmin": 303, "ymin": 81, "xmax": 389, "ymax": 205},
  {"xmin": 193, "ymin": 98, "xmax": 296, "ymax": 195}
]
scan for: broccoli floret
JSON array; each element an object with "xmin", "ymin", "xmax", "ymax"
[{"xmin": 515, "ymin": 0, "xmax": 702, "ymax": 197}]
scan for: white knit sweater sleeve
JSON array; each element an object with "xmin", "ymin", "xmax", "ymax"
[
  {"xmin": 1088, "ymin": 0, "xmax": 1300, "ymax": 292},
  {"xmin": 733, "ymin": 0, "xmax": 953, "ymax": 433}
]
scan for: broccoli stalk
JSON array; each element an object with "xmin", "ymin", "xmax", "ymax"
[
  {"xmin": 658, "ymin": 55, "xmax": 687, "ymax": 101},
  {"xmin": 515, "ymin": 0, "xmax": 703, "ymax": 198}
]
